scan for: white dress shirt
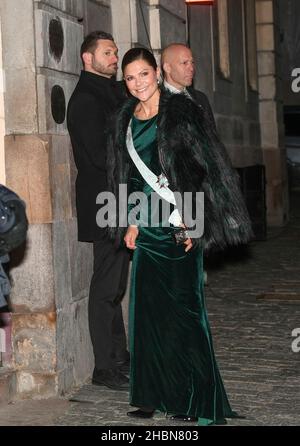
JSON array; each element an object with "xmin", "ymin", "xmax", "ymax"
[{"xmin": 163, "ymin": 80, "xmax": 192, "ymax": 99}]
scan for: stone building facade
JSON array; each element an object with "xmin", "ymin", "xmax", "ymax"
[
  {"xmin": 280, "ymin": 0, "xmax": 300, "ymax": 107},
  {"xmin": 0, "ymin": 0, "xmax": 289, "ymax": 400}
]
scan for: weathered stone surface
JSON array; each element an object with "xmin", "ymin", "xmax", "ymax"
[
  {"xmin": 49, "ymin": 135, "xmax": 73, "ymax": 222},
  {"xmin": 0, "ymin": 0, "xmax": 35, "ymax": 71},
  {"xmin": 260, "ymin": 121, "xmax": 279, "ymax": 147},
  {"xmin": 52, "ymin": 221, "xmax": 72, "ymax": 310},
  {"xmin": 258, "ymin": 75, "xmax": 276, "ymax": 100},
  {"xmin": 16, "ymin": 371, "xmax": 58, "ymax": 399},
  {"xmin": 68, "ymin": 218, "xmax": 93, "ymax": 300},
  {"xmin": 56, "ymin": 367, "xmax": 74, "ymax": 398},
  {"xmin": 190, "ymin": 5, "xmax": 213, "ymax": 100},
  {"xmin": 3, "ymin": 68, "xmax": 38, "ymax": 135},
  {"xmin": 263, "ymin": 148, "xmax": 288, "ymax": 225},
  {"xmin": 0, "ymin": 369, "xmax": 16, "ymax": 404},
  {"xmin": 110, "ymin": 0, "xmax": 131, "ymax": 71},
  {"xmin": 0, "ymin": 313, "xmax": 13, "ymax": 366},
  {"xmin": 69, "ymin": 144, "xmax": 78, "ymax": 218},
  {"xmin": 159, "ymin": 7, "xmax": 186, "ymax": 49},
  {"xmin": 256, "ymin": 0, "xmax": 273, "ymax": 24},
  {"xmin": 56, "ymin": 299, "xmax": 93, "ymax": 394},
  {"xmin": 158, "ymin": 0, "xmax": 186, "ymax": 19},
  {"xmin": 259, "ymin": 100, "xmax": 278, "ymax": 123},
  {"xmin": 9, "ymin": 225, "xmax": 55, "ymax": 313},
  {"xmin": 35, "ymin": 8, "xmax": 83, "ymax": 75},
  {"xmin": 255, "ymin": 3, "xmax": 286, "ymax": 226},
  {"xmin": 111, "ymin": 0, "xmax": 131, "ymax": 43},
  {"xmin": 12, "ymin": 312, "xmax": 56, "ymax": 373},
  {"xmin": 5, "ymin": 135, "xmax": 52, "ymax": 224},
  {"xmin": 256, "ymin": 24, "xmax": 275, "ymax": 51},
  {"xmin": 37, "ymin": 71, "xmax": 78, "ymax": 135},
  {"xmin": 35, "ymin": 0, "xmax": 65, "ymax": 12},
  {"xmin": 135, "ymin": 0, "xmax": 150, "ymax": 48},
  {"xmin": 0, "ymin": 43, "xmax": 5, "ymax": 181},
  {"xmin": 34, "ymin": 0, "xmax": 84, "ymax": 18},
  {"xmin": 85, "ymin": 1, "xmax": 111, "ymax": 36},
  {"xmin": 263, "ymin": 147, "xmax": 287, "ymax": 181},
  {"xmin": 71, "ymin": 299, "xmax": 94, "ymax": 383},
  {"xmin": 0, "ymin": 0, "xmax": 38, "ymax": 134},
  {"xmin": 0, "ymin": 398, "xmax": 70, "ymax": 425},
  {"xmin": 56, "ymin": 309, "xmax": 76, "ymax": 393},
  {"xmin": 257, "ymin": 52, "xmax": 275, "ymax": 76}
]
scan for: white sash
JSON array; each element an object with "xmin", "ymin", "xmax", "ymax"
[{"xmin": 126, "ymin": 120, "xmax": 182, "ymax": 227}]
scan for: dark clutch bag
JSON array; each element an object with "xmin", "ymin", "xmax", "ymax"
[{"xmin": 172, "ymin": 228, "xmax": 189, "ymax": 245}]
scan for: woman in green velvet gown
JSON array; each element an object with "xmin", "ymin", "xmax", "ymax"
[
  {"xmin": 127, "ymin": 116, "xmax": 234, "ymax": 425},
  {"xmin": 108, "ymin": 48, "xmax": 251, "ymax": 425}
]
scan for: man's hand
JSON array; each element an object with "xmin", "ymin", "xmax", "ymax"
[
  {"xmin": 124, "ymin": 225, "xmax": 139, "ymax": 250},
  {"xmin": 180, "ymin": 223, "xmax": 193, "ymax": 252},
  {"xmin": 183, "ymin": 237, "xmax": 193, "ymax": 252}
]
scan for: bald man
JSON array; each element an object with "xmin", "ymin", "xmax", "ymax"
[{"xmin": 162, "ymin": 43, "xmax": 217, "ymax": 132}]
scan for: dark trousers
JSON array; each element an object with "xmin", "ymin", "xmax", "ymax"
[{"xmin": 88, "ymin": 236, "xmax": 130, "ymax": 370}]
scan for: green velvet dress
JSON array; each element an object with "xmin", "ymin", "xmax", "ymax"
[{"xmin": 128, "ymin": 115, "xmax": 237, "ymax": 425}]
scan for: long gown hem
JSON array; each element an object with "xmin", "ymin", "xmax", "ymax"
[
  {"xmin": 129, "ymin": 400, "xmax": 238, "ymax": 425},
  {"xmin": 128, "ymin": 115, "xmax": 236, "ymax": 428}
]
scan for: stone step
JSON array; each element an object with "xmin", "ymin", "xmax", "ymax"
[{"xmin": 0, "ymin": 368, "xmax": 17, "ymax": 404}]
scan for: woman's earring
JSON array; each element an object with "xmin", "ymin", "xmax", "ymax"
[{"xmin": 157, "ymin": 78, "xmax": 160, "ymax": 85}]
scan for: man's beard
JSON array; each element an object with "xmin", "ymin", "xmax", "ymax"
[{"xmin": 92, "ymin": 60, "xmax": 117, "ymax": 77}]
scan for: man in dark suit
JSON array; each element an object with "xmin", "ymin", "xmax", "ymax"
[
  {"xmin": 67, "ymin": 31, "xmax": 130, "ymax": 390},
  {"xmin": 161, "ymin": 43, "xmax": 217, "ymax": 133}
]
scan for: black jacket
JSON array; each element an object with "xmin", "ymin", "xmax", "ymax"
[
  {"xmin": 187, "ymin": 87, "xmax": 217, "ymax": 130},
  {"xmin": 67, "ymin": 71, "xmax": 124, "ymax": 241},
  {"xmin": 107, "ymin": 88, "xmax": 253, "ymax": 252}
]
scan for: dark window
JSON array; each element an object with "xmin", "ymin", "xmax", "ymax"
[{"xmin": 284, "ymin": 106, "xmax": 300, "ymax": 137}]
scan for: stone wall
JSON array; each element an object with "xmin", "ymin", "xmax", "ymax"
[
  {"xmin": 0, "ymin": 0, "xmax": 97, "ymax": 398},
  {"xmin": 0, "ymin": 21, "xmax": 5, "ymax": 184},
  {"xmin": 256, "ymin": 0, "xmax": 289, "ymax": 225}
]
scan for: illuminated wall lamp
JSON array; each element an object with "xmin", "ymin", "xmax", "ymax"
[{"xmin": 185, "ymin": 0, "xmax": 214, "ymax": 5}]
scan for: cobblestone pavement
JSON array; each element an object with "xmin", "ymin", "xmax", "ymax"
[{"xmin": 1, "ymin": 195, "xmax": 299, "ymax": 427}]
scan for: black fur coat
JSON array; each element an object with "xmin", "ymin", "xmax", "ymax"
[{"xmin": 107, "ymin": 88, "xmax": 253, "ymax": 252}]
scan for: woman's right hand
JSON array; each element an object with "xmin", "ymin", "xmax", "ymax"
[{"xmin": 124, "ymin": 225, "xmax": 139, "ymax": 250}]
